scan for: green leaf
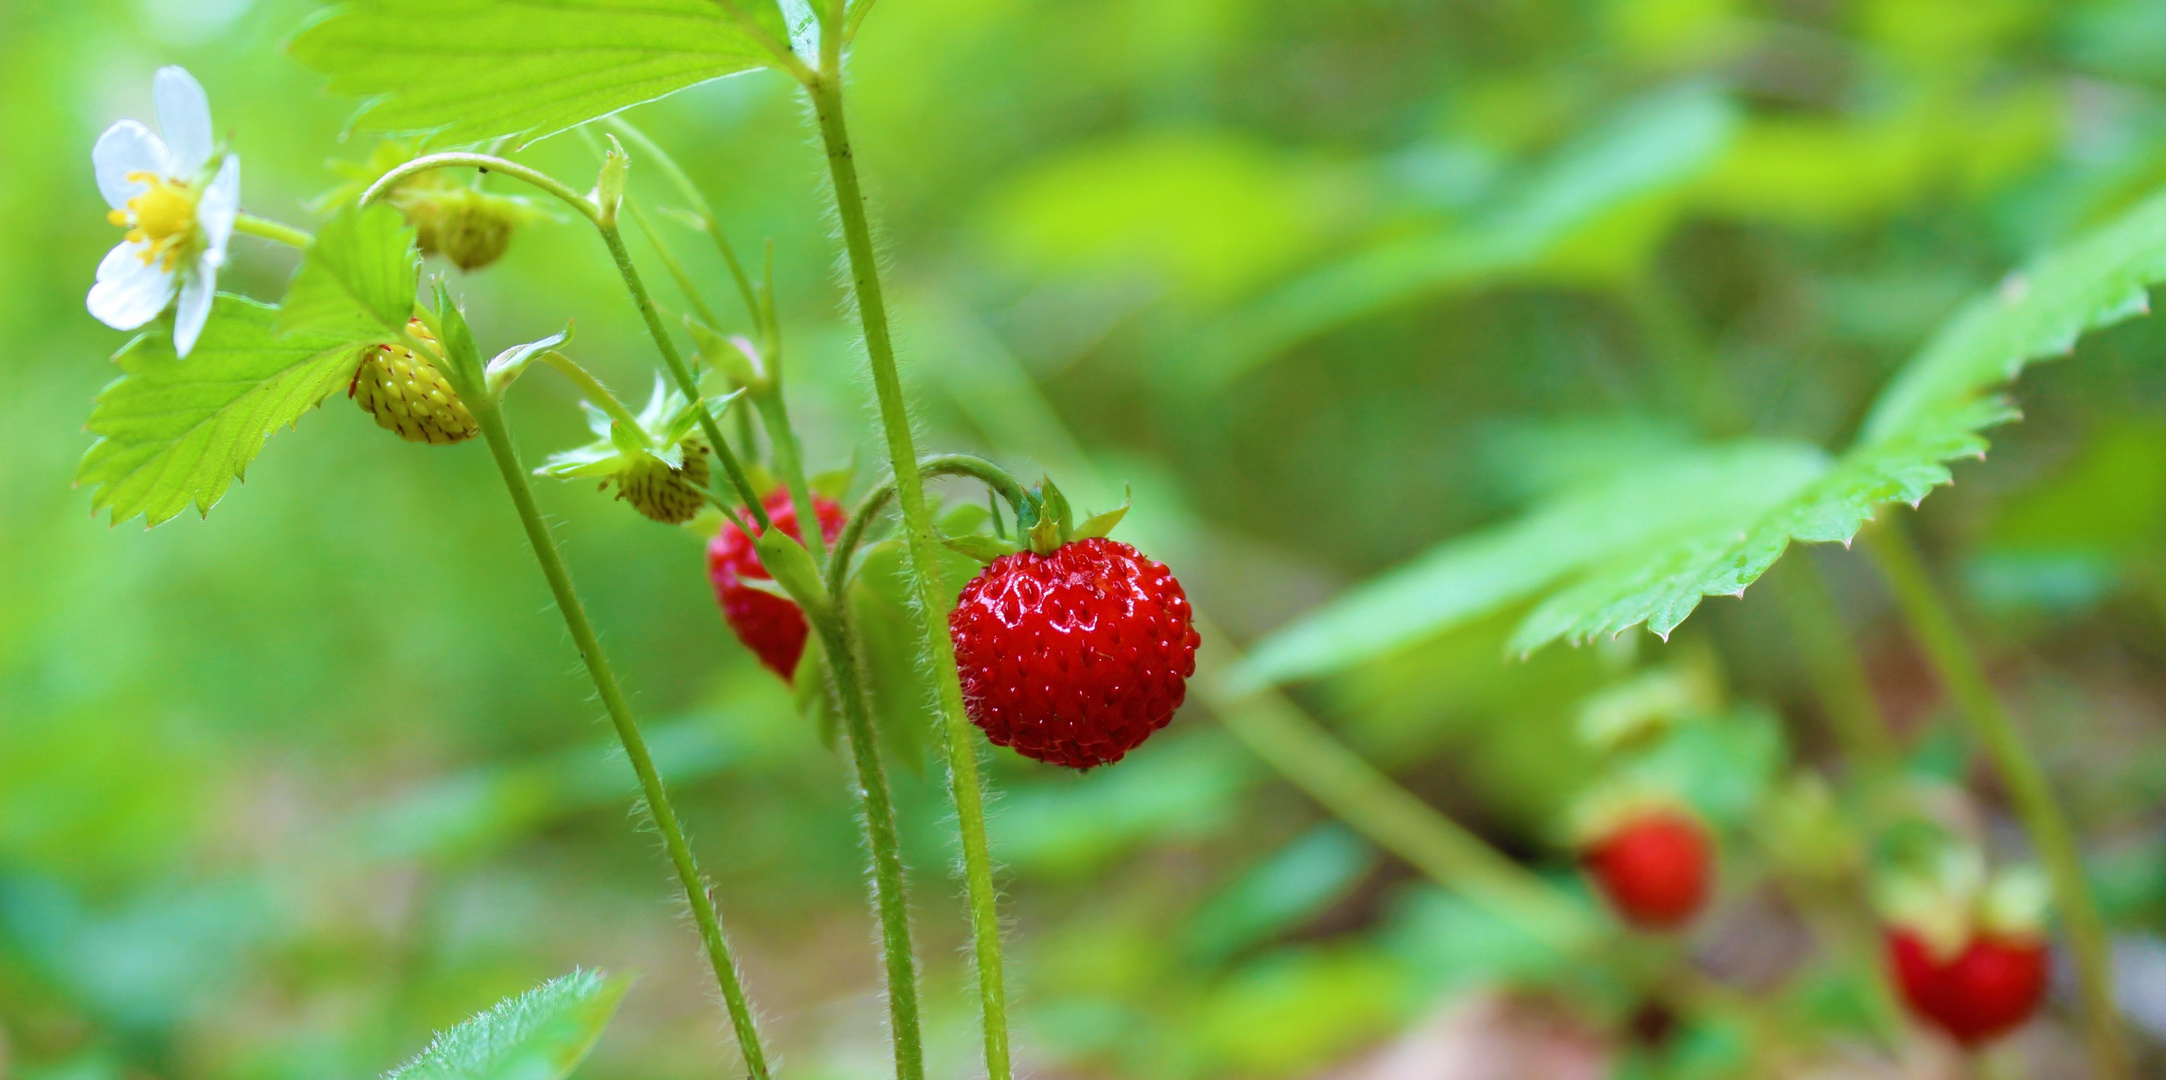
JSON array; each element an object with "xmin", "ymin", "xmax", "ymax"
[
  {"xmin": 387, "ymin": 969, "xmax": 627, "ymax": 1080},
  {"xmin": 289, "ymin": 0, "xmax": 792, "ymax": 148},
  {"xmin": 1242, "ymin": 187, "xmax": 2166, "ymax": 677},
  {"xmin": 277, "ymin": 203, "xmax": 420, "ymax": 342},
  {"xmin": 1230, "ymin": 440, "xmax": 1830, "ymax": 688},
  {"xmin": 1507, "ymin": 189, "xmax": 2166, "ymax": 655},
  {"xmin": 78, "ymin": 296, "xmax": 367, "ymax": 528}
]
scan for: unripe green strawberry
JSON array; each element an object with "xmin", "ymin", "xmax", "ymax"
[
  {"xmin": 611, "ymin": 440, "xmax": 711, "ymax": 524},
  {"xmin": 350, "ymin": 321, "xmax": 477, "ymax": 445},
  {"xmin": 404, "ymin": 186, "xmax": 526, "ymax": 271}
]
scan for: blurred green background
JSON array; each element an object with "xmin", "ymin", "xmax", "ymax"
[{"xmin": 12, "ymin": 0, "xmax": 2166, "ymax": 1077}]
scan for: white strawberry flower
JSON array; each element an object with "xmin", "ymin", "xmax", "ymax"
[{"xmin": 89, "ymin": 66, "xmax": 239, "ymax": 358}]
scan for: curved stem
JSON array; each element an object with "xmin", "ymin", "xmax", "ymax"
[
  {"xmin": 536, "ymin": 352, "xmax": 644, "ymax": 433},
  {"xmin": 807, "ymin": 72, "xmax": 1012, "ymax": 1080},
  {"xmin": 361, "ymin": 153, "xmax": 600, "ymax": 225},
  {"xmin": 234, "ymin": 212, "xmax": 313, "ymax": 248},
  {"xmin": 1865, "ymin": 519, "xmax": 2127, "ymax": 1080},
  {"xmin": 805, "ymin": 608, "xmax": 925, "ymax": 1080},
  {"xmin": 751, "ymin": 391, "xmax": 826, "ymax": 563},
  {"xmin": 465, "ymin": 390, "xmax": 772, "ymax": 1080},
  {"xmin": 826, "ymin": 455, "xmax": 1034, "ymax": 599}
]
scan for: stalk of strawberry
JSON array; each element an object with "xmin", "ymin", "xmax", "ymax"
[
  {"xmin": 709, "ymin": 489, "xmax": 848, "ymax": 681},
  {"xmin": 943, "ymin": 478, "xmax": 1201, "ymax": 770}
]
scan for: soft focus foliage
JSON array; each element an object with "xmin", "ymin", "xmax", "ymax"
[{"xmin": 13, "ymin": 0, "xmax": 2166, "ymax": 1078}]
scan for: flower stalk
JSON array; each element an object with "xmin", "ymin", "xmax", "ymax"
[
  {"xmin": 460, "ymin": 364, "xmax": 774, "ymax": 1080},
  {"xmin": 804, "ymin": 64, "xmax": 1014, "ymax": 1080}
]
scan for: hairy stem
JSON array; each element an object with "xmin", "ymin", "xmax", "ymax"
[
  {"xmin": 1865, "ymin": 520, "xmax": 2127, "ymax": 1080},
  {"xmin": 596, "ymin": 222, "xmax": 772, "ymax": 530},
  {"xmin": 803, "ymin": 608, "xmax": 925, "ymax": 1080},
  {"xmin": 465, "ymin": 390, "xmax": 772, "ymax": 1080},
  {"xmin": 807, "ymin": 72, "xmax": 1012, "ymax": 1080}
]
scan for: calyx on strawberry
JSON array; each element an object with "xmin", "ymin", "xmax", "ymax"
[
  {"xmin": 1878, "ymin": 855, "xmax": 2051, "ymax": 1046},
  {"xmin": 709, "ymin": 490, "xmax": 847, "ymax": 681},
  {"xmin": 945, "ymin": 479, "xmax": 1199, "ymax": 769},
  {"xmin": 1576, "ymin": 801, "xmax": 1714, "ymax": 931},
  {"xmin": 534, "ymin": 375, "xmax": 732, "ymax": 525}
]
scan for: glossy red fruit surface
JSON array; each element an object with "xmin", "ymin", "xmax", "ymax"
[
  {"xmin": 707, "ymin": 491, "xmax": 847, "ymax": 681},
  {"xmin": 948, "ymin": 537, "xmax": 1200, "ymax": 769},
  {"xmin": 1885, "ymin": 928, "xmax": 2049, "ymax": 1046},
  {"xmin": 1583, "ymin": 811, "xmax": 1713, "ymax": 930}
]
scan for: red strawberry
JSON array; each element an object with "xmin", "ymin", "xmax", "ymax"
[
  {"xmin": 708, "ymin": 491, "xmax": 847, "ymax": 681},
  {"xmin": 1582, "ymin": 810, "xmax": 1713, "ymax": 931},
  {"xmin": 948, "ymin": 536, "xmax": 1199, "ymax": 769},
  {"xmin": 1885, "ymin": 928, "xmax": 2049, "ymax": 1046}
]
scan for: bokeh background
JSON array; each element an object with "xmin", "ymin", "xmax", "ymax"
[{"xmin": 11, "ymin": 0, "xmax": 2166, "ymax": 1077}]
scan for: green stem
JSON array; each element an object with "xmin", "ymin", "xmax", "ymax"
[
  {"xmin": 596, "ymin": 221, "xmax": 772, "ymax": 531},
  {"xmin": 628, "ymin": 194, "xmax": 723, "ymax": 329},
  {"xmin": 1193, "ymin": 619, "xmax": 1599, "ymax": 952},
  {"xmin": 804, "ymin": 608, "xmax": 925, "ymax": 1080},
  {"xmin": 751, "ymin": 390, "xmax": 826, "ymax": 563},
  {"xmin": 826, "ymin": 455, "xmax": 1033, "ymax": 599},
  {"xmin": 234, "ymin": 212, "xmax": 313, "ymax": 248},
  {"xmin": 807, "ymin": 72, "xmax": 1012, "ymax": 1080},
  {"xmin": 1774, "ymin": 554, "xmax": 1901, "ymax": 772},
  {"xmin": 603, "ymin": 116, "xmax": 766, "ymax": 332},
  {"xmin": 464, "ymin": 390, "xmax": 772, "ymax": 1080},
  {"xmin": 1864, "ymin": 519, "xmax": 2127, "ymax": 1080},
  {"xmin": 536, "ymin": 352, "xmax": 645, "ymax": 432},
  {"xmin": 363, "ymin": 154, "xmax": 600, "ymax": 224}
]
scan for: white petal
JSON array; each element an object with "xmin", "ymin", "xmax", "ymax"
[
  {"xmin": 174, "ymin": 265, "xmax": 217, "ymax": 358},
  {"xmin": 154, "ymin": 67, "xmax": 214, "ymax": 175},
  {"xmin": 93, "ymin": 120, "xmax": 168, "ymax": 209},
  {"xmin": 197, "ymin": 155, "xmax": 240, "ymax": 267},
  {"xmin": 88, "ymin": 242, "xmax": 178, "ymax": 330}
]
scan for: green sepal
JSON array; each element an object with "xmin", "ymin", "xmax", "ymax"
[
  {"xmin": 793, "ymin": 632, "xmax": 840, "ymax": 749},
  {"xmin": 754, "ymin": 529, "xmax": 831, "ymax": 616},
  {"xmin": 1026, "ymin": 476, "xmax": 1072, "ymax": 554},
  {"xmin": 429, "ymin": 283, "xmax": 487, "ymax": 399},
  {"xmin": 594, "ymin": 135, "xmax": 628, "ymax": 227},
  {"xmin": 485, "ymin": 323, "xmax": 574, "ymax": 397},
  {"xmin": 685, "ymin": 316, "xmax": 766, "ymax": 389},
  {"xmin": 811, "ymin": 454, "xmax": 858, "ymax": 500},
  {"xmin": 1072, "ymin": 485, "xmax": 1133, "ymax": 541},
  {"xmin": 943, "ymin": 534, "xmax": 1025, "ymax": 563}
]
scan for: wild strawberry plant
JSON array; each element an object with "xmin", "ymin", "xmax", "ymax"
[{"xmin": 62, "ymin": 3, "xmax": 2166, "ymax": 1080}]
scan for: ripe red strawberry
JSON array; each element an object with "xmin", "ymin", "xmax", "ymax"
[
  {"xmin": 949, "ymin": 536, "xmax": 1200, "ymax": 769},
  {"xmin": 708, "ymin": 491, "xmax": 846, "ymax": 681},
  {"xmin": 1885, "ymin": 927, "xmax": 2049, "ymax": 1046},
  {"xmin": 1582, "ymin": 809, "xmax": 1713, "ymax": 930}
]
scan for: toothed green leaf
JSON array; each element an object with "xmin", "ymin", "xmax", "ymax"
[
  {"xmin": 277, "ymin": 203, "xmax": 418, "ymax": 342},
  {"xmin": 386, "ymin": 969, "xmax": 626, "ymax": 1080},
  {"xmin": 1239, "ymin": 186, "xmax": 2166, "ymax": 681},
  {"xmin": 78, "ymin": 296, "xmax": 367, "ymax": 528},
  {"xmin": 289, "ymin": 0, "xmax": 792, "ymax": 148}
]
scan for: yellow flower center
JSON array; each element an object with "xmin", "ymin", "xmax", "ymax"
[{"xmin": 105, "ymin": 171, "xmax": 199, "ymax": 272}]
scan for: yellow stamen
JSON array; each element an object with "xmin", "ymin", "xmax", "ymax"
[{"xmin": 111, "ymin": 170, "xmax": 200, "ymax": 272}]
